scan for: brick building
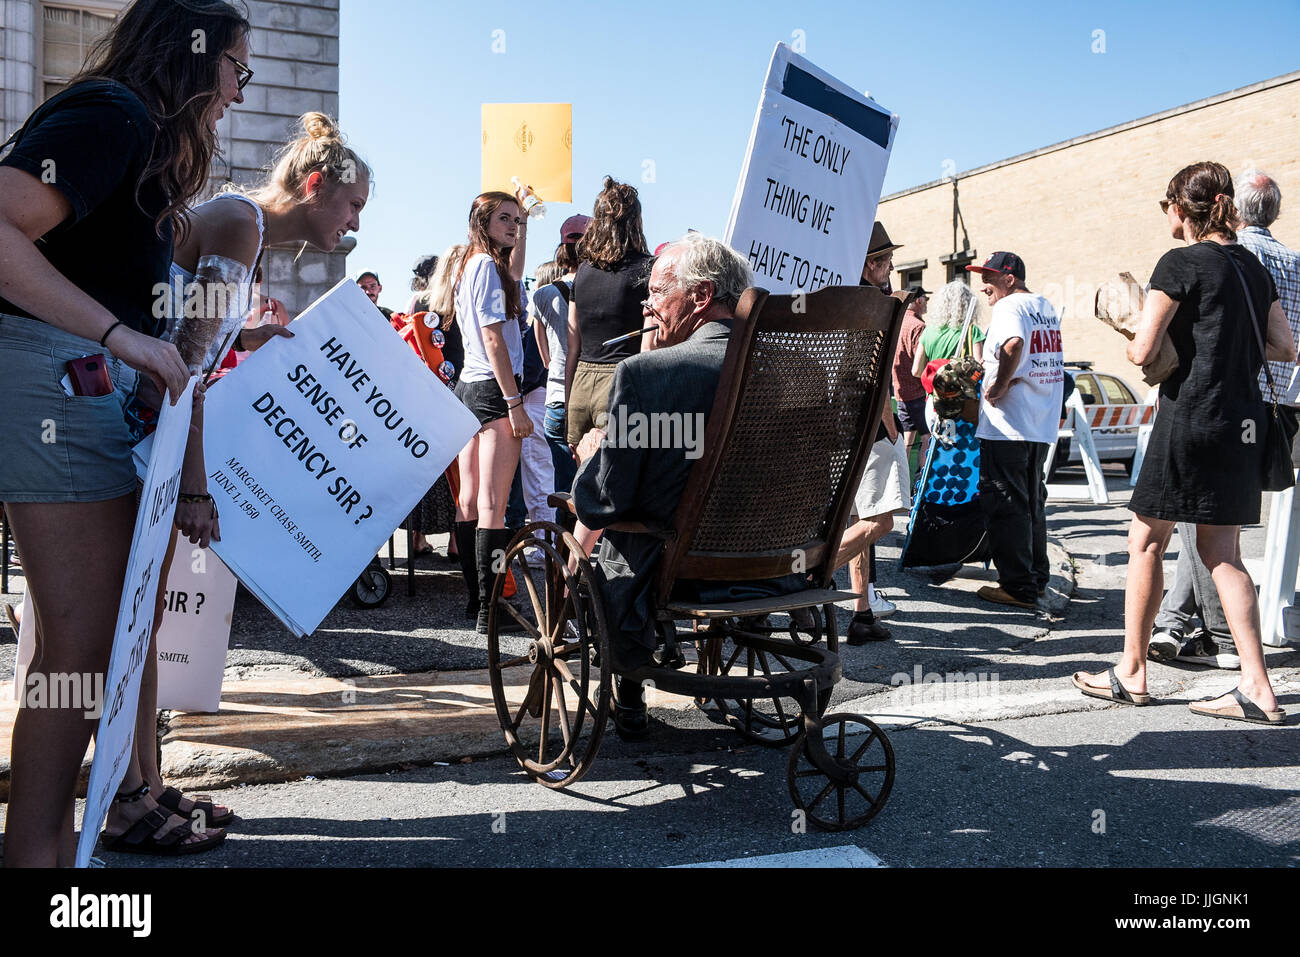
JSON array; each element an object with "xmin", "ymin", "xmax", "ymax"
[
  {"xmin": 878, "ymin": 70, "xmax": 1300, "ymax": 379},
  {"xmin": 0, "ymin": 0, "xmax": 350, "ymax": 314}
]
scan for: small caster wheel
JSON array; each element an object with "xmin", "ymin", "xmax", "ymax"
[
  {"xmin": 787, "ymin": 713, "xmax": 894, "ymax": 830},
  {"xmin": 350, "ymin": 560, "xmax": 392, "ymax": 608}
]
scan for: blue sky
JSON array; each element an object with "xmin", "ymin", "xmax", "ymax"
[{"xmin": 337, "ymin": 0, "xmax": 1300, "ymax": 309}]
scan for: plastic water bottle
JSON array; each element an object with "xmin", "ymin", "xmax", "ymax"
[{"xmin": 511, "ymin": 177, "xmax": 546, "ymax": 219}]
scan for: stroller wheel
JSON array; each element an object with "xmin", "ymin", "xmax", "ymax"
[{"xmin": 351, "ymin": 560, "xmax": 392, "ymax": 608}]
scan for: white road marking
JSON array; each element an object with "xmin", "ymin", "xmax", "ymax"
[{"xmin": 673, "ymin": 845, "xmax": 885, "ymax": 868}]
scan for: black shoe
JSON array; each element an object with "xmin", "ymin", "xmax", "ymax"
[
  {"xmin": 612, "ymin": 675, "xmax": 651, "ymax": 741},
  {"xmin": 846, "ymin": 610, "xmax": 890, "ymax": 645},
  {"xmin": 613, "ymin": 702, "xmax": 651, "ymax": 740}
]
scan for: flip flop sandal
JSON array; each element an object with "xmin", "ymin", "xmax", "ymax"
[
  {"xmin": 1189, "ymin": 688, "xmax": 1286, "ymax": 726},
  {"xmin": 1071, "ymin": 666, "xmax": 1152, "ymax": 706},
  {"xmin": 157, "ymin": 785, "xmax": 235, "ymax": 827}
]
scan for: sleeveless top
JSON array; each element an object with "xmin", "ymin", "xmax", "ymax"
[{"xmin": 165, "ymin": 193, "xmax": 265, "ymax": 374}]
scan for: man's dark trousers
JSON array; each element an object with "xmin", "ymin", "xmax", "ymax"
[{"xmin": 979, "ymin": 439, "xmax": 1049, "ymax": 602}]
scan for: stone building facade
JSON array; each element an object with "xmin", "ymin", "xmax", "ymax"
[
  {"xmin": 0, "ymin": 0, "xmax": 350, "ymax": 315},
  {"xmin": 878, "ymin": 70, "xmax": 1300, "ymax": 379}
]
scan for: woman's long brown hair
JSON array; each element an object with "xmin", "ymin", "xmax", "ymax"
[
  {"xmin": 71, "ymin": 0, "xmax": 251, "ymax": 238},
  {"xmin": 577, "ymin": 176, "xmax": 648, "ymax": 270},
  {"xmin": 457, "ymin": 191, "xmax": 523, "ymax": 320}
]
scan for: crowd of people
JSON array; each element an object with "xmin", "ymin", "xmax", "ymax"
[{"xmin": 0, "ymin": 0, "xmax": 1294, "ymax": 868}]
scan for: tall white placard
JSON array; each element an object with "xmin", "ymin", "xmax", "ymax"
[{"xmin": 725, "ymin": 43, "xmax": 899, "ymax": 294}]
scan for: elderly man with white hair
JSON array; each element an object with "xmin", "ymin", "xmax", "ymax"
[{"xmin": 572, "ymin": 233, "xmax": 766, "ymax": 737}]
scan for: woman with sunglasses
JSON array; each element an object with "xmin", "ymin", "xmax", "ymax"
[
  {"xmin": 1072, "ymin": 161, "xmax": 1292, "ymax": 726},
  {"xmin": 452, "ymin": 189, "xmax": 533, "ymax": 634},
  {"xmin": 0, "ymin": 0, "xmax": 252, "ymax": 866}
]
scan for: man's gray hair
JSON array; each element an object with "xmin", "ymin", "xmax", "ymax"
[
  {"xmin": 666, "ymin": 233, "xmax": 753, "ymax": 308},
  {"xmin": 1235, "ymin": 168, "xmax": 1281, "ymax": 228}
]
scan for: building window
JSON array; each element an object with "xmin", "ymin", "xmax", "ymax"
[
  {"xmin": 895, "ymin": 259, "xmax": 927, "ymax": 294},
  {"xmin": 942, "ymin": 250, "xmax": 978, "ymax": 285},
  {"xmin": 41, "ymin": 5, "xmax": 115, "ymax": 102}
]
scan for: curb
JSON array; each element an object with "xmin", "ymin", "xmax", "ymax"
[{"xmin": 0, "ymin": 539, "xmax": 1081, "ymax": 798}]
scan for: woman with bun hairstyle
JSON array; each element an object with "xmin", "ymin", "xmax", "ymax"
[
  {"xmin": 108, "ymin": 111, "xmax": 371, "ymax": 846},
  {"xmin": 0, "ymin": 0, "xmax": 249, "ymax": 866},
  {"xmin": 564, "ymin": 177, "xmax": 653, "ymax": 452},
  {"xmin": 452, "ymin": 188, "xmax": 533, "ymax": 634},
  {"xmin": 1073, "ymin": 161, "xmax": 1293, "ymax": 725}
]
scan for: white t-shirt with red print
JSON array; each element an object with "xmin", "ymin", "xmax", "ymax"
[{"xmin": 977, "ymin": 292, "xmax": 1065, "ymax": 445}]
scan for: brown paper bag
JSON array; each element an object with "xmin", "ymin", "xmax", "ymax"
[{"xmin": 1094, "ymin": 272, "xmax": 1178, "ymax": 385}]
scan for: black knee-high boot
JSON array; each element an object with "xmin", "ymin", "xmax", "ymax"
[
  {"xmin": 454, "ymin": 520, "xmax": 479, "ymax": 619},
  {"xmin": 476, "ymin": 527, "xmax": 522, "ymax": 635}
]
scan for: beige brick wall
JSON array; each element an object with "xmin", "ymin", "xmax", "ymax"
[
  {"xmin": 0, "ymin": 0, "xmax": 346, "ymax": 316},
  {"xmin": 880, "ymin": 72, "xmax": 1300, "ymax": 386}
]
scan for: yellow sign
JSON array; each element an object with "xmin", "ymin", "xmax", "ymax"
[{"xmin": 481, "ymin": 103, "xmax": 573, "ymax": 203}]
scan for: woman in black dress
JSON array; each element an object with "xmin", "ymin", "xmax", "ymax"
[{"xmin": 1073, "ymin": 162, "xmax": 1292, "ymax": 724}]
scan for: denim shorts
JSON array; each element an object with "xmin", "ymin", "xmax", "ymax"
[{"xmin": 0, "ymin": 313, "xmax": 140, "ymax": 502}]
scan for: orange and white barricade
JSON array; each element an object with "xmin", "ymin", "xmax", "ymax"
[{"xmin": 1044, "ymin": 391, "xmax": 1111, "ymax": 505}]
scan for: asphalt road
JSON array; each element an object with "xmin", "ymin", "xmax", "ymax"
[{"xmin": 5, "ymin": 463, "xmax": 1295, "ymax": 868}]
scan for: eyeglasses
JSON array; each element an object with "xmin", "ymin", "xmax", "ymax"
[
  {"xmin": 1159, "ymin": 198, "xmax": 1174, "ymax": 213},
  {"xmin": 224, "ymin": 52, "xmax": 254, "ymax": 91}
]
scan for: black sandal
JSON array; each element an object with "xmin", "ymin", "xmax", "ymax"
[
  {"xmin": 101, "ymin": 783, "xmax": 226, "ymax": 856},
  {"xmin": 156, "ymin": 785, "xmax": 235, "ymax": 827}
]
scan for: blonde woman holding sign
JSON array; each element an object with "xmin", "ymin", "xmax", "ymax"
[{"xmin": 109, "ymin": 112, "xmax": 372, "ymax": 848}]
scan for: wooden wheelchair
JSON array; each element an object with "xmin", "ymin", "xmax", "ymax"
[{"xmin": 482, "ymin": 283, "xmax": 907, "ymax": 830}]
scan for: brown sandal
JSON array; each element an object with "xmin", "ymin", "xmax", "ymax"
[
  {"xmin": 157, "ymin": 785, "xmax": 235, "ymax": 827},
  {"xmin": 101, "ymin": 784, "xmax": 226, "ymax": 856}
]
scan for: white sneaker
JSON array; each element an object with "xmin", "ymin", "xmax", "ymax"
[
  {"xmin": 870, "ymin": 592, "xmax": 896, "ymax": 619},
  {"xmin": 1148, "ymin": 629, "xmax": 1181, "ymax": 662},
  {"xmin": 1175, "ymin": 632, "xmax": 1240, "ymax": 670}
]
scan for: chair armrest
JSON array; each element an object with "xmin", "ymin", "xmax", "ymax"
[{"xmin": 547, "ymin": 492, "xmax": 577, "ymax": 515}]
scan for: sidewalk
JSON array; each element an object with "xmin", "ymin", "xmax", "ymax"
[{"xmin": 0, "ymin": 531, "xmax": 1076, "ymax": 798}]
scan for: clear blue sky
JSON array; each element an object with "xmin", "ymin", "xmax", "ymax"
[{"xmin": 336, "ymin": 0, "xmax": 1300, "ymax": 309}]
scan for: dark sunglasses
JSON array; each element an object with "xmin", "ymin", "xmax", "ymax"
[
  {"xmin": 1159, "ymin": 198, "xmax": 1174, "ymax": 213},
  {"xmin": 224, "ymin": 52, "xmax": 254, "ymax": 91}
]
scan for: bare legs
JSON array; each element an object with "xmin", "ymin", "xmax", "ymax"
[
  {"xmin": 1195, "ymin": 525, "xmax": 1279, "ymax": 712},
  {"xmin": 838, "ymin": 513, "xmax": 894, "ymax": 611},
  {"xmin": 1075, "ymin": 514, "xmax": 1279, "ymax": 712},
  {"xmin": 4, "ymin": 496, "xmax": 135, "ymax": 866},
  {"xmin": 458, "ymin": 419, "xmax": 521, "ymax": 529}
]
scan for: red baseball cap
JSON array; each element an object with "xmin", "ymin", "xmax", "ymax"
[{"xmin": 560, "ymin": 214, "xmax": 591, "ymax": 244}]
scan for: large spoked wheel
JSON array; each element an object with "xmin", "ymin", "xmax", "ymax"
[
  {"xmin": 695, "ymin": 626, "xmax": 808, "ymax": 747},
  {"xmin": 787, "ymin": 713, "xmax": 894, "ymax": 831},
  {"xmin": 486, "ymin": 522, "xmax": 611, "ymax": 789}
]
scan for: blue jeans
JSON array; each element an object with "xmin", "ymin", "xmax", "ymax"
[{"xmin": 544, "ymin": 403, "xmax": 577, "ymax": 518}]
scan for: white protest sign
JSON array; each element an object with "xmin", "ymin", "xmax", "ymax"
[
  {"xmin": 200, "ymin": 278, "xmax": 479, "ymax": 636},
  {"xmin": 725, "ymin": 43, "xmax": 898, "ymax": 294},
  {"xmin": 155, "ymin": 535, "xmax": 239, "ymax": 713},
  {"xmin": 76, "ymin": 378, "xmax": 195, "ymax": 868}
]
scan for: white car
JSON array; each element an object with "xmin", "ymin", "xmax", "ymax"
[{"xmin": 1052, "ymin": 367, "xmax": 1148, "ymax": 477}]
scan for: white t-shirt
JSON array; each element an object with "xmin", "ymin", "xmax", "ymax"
[
  {"xmin": 455, "ymin": 253, "xmax": 524, "ymax": 383},
  {"xmin": 977, "ymin": 292, "xmax": 1064, "ymax": 445}
]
